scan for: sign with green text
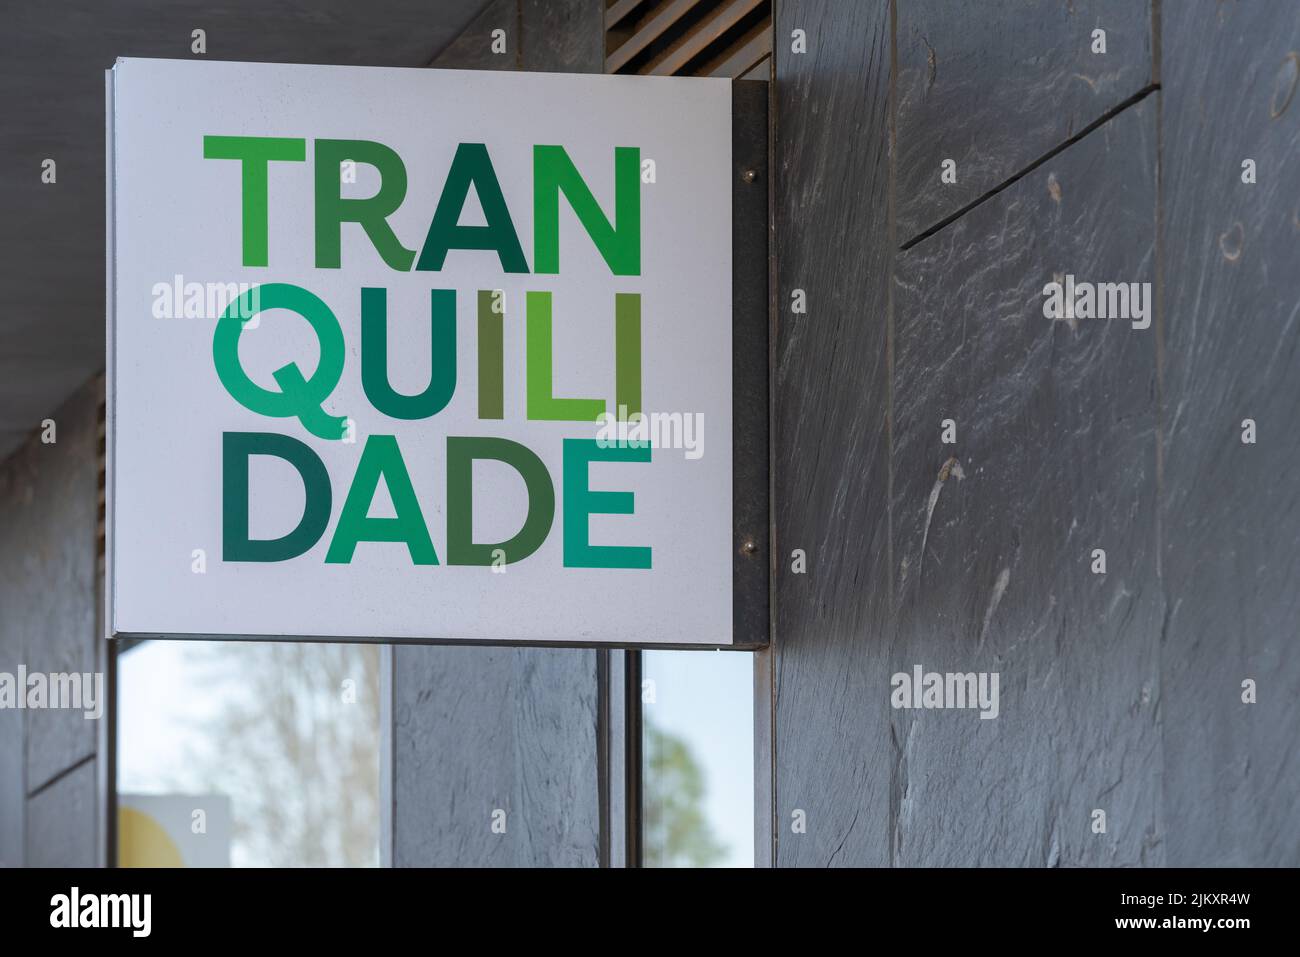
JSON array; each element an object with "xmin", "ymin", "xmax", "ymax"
[{"xmin": 107, "ymin": 58, "xmax": 739, "ymax": 647}]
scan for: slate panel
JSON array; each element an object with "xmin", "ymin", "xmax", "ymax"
[
  {"xmin": 432, "ymin": 0, "xmax": 520, "ymax": 71},
  {"xmin": 0, "ymin": 633, "xmax": 22, "ymax": 866},
  {"xmin": 522, "ymin": 0, "xmax": 604, "ymax": 74},
  {"xmin": 1159, "ymin": 2, "xmax": 1300, "ymax": 867},
  {"xmin": 392, "ymin": 646, "xmax": 600, "ymax": 866},
  {"xmin": 0, "ymin": 382, "xmax": 99, "ymax": 794},
  {"xmin": 26, "ymin": 758, "xmax": 97, "ymax": 867},
  {"xmin": 771, "ymin": 0, "xmax": 894, "ymax": 867},
  {"xmin": 891, "ymin": 99, "xmax": 1161, "ymax": 866},
  {"xmin": 896, "ymin": 0, "xmax": 1154, "ymax": 243}
]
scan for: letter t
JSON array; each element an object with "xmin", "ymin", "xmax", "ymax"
[{"xmin": 203, "ymin": 136, "xmax": 307, "ymax": 266}]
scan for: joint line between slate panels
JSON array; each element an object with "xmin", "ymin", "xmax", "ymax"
[
  {"xmin": 898, "ymin": 82, "xmax": 1162, "ymax": 251},
  {"xmin": 25, "ymin": 751, "xmax": 94, "ymax": 801}
]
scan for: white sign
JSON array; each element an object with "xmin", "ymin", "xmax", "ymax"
[{"xmin": 107, "ymin": 59, "xmax": 736, "ymax": 646}]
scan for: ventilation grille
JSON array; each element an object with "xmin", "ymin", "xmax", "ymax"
[{"xmin": 605, "ymin": 0, "xmax": 772, "ymax": 78}]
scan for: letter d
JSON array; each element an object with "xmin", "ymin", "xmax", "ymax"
[
  {"xmin": 223, "ymin": 432, "xmax": 332, "ymax": 561},
  {"xmin": 446, "ymin": 437, "xmax": 555, "ymax": 565}
]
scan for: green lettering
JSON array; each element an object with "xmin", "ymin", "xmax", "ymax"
[
  {"xmin": 615, "ymin": 292, "xmax": 641, "ymax": 418},
  {"xmin": 533, "ymin": 145, "xmax": 640, "ymax": 275},
  {"xmin": 212, "ymin": 284, "xmax": 348, "ymax": 440},
  {"xmin": 325, "ymin": 435, "xmax": 438, "ymax": 564},
  {"xmin": 447, "ymin": 437, "xmax": 554, "ymax": 565},
  {"xmin": 526, "ymin": 291, "xmax": 605, "ymax": 421},
  {"xmin": 222, "ymin": 431, "xmax": 331, "ymax": 562},
  {"xmin": 562, "ymin": 438, "xmax": 651, "ymax": 569},
  {"xmin": 203, "ymin": 136, "xmax": 306, "ymax": 267},
  {"xmin": 478, "ymin": 290, "xmax": 504, "ymax": 419},
  {"xmin": 315, "ymin": 139, "xmax": 415, "ymax": 270},
  {"xmin": 361, "ymin": 287, "xmax": 457, "ymax": 419},
  {"xmin": 417, "ymin": 143, "xmax": 528, "ymax": 273}
]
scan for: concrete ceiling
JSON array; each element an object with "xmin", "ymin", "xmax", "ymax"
[{"xmin": 0, "ymin": 0, "xmax": 491, "ymax": 462}]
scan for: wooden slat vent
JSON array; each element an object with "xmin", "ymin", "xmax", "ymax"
[{"xmin": 606, "ymin": 0, "xmax": 772, "ymax": 78}]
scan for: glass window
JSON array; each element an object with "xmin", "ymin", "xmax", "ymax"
[
  {"xmin": 116, "ymin": 640, "xmax": 381, "ymax": 867},
  {"xmin": 641, "ymin": 650, "xmax": 754, "ymax": 867}
]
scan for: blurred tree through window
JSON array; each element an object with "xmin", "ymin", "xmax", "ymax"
[
  {"xmin": 643, "ymin": 718, "xmax": 728, "ymax": 867},
  {"xmin": 641, "ymin": 650, "xmax": 754, "ymax": 868},
  {"xmin": 117, "ymin": 640, "xmax": 381, "ymax": 867}
]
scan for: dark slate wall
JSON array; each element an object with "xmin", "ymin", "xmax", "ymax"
[
  {"xmin": 1159, "ymin": 2, "xmax": 1300, "ymax": 867},
  {"xmin": 390, "ymin": 0, "xmax": 607, "ymax": 868},
  {"xmin": 770, "ymin": 0, "xmax": 1297, "ymax": 866},
  {"xmin": 770, "ymin": 0, "xmax": 894, "ymax": 867},
  {"xmin": 895, "ymin": 0, "xmax": 1155, "ymax": 242},
  {"xmin": 392, "ymin": 645, "xmax": 601, "ymax": 866},
  {"xmin": 0, "ymin": 380, "xmax": 101, "ymax": 867},
  {"xmin": 0, "ymin": 568, "xmax": 22, "ymax": 865},
  {"xmin": 892, "ymin": 99, "xmax": 1161, "ymax": 866},
  {"xmin": 26, "ymin": 759, "xmax": 99, "ymax": 868}
]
